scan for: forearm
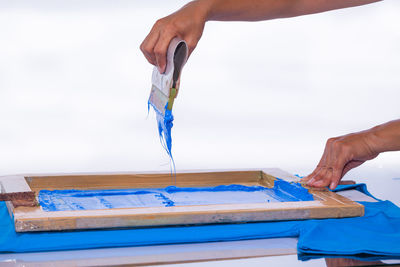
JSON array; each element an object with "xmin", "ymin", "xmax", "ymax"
[
  {"xmin": 197, "ymin": 0, "xmax": 381, "ymax": 22},
  {"xmin": 368, "ymin": 120, "xmax": 400, "ymax": 153},
  {"xmin": 141, "ymin": 0, "xmax": 382, "ymax": 72}
]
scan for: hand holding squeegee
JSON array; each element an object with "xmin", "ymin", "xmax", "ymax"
[{"xmin": 148, "ymin": 38, "xmax": 188, "ymax": 157}]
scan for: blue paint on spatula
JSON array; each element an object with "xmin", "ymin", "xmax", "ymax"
[{"xmin": 148, "ymin": 38, "xmax": 188, "ymax": 168}]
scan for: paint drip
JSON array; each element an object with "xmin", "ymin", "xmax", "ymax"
[
  {"xmin": 38, "ymin": 179, "xmax": 314, "ymax": 212},
  {"xmin": 149, "ymin": 101, "xmax": 175, "ymax": 171}
]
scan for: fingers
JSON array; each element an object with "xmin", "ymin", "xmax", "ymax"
[
  {"xmin": 309, "ymin": 167, "xmax": 333, "ymax": 188},
  {"xmin": 310, "ymin": 139, "xmax": 336, "ymax": 187},
  {"xmin": 140, "ymin": 28, "xmax": 160, "ymax": 66},
  {"xmin": 304, "ymin": 138, "xmax": 350, "ymax": 190},
  {"xmin": 303, "ymin": 130, "xmax": 380, "ymax": 190},
  {"xmin": 301, "ymin": 138, "xmax": 331, "ymax": 184},
  {"xmin": 302, "ymin": 157, "xmax": 325, "ymax": 182},
  {"xmin": 140, "ymin": 22, "xmax": 178, "ymax": 73},
  {"xmin": 328, "ymin": 167, "xmax": 344, "ymax": 190},
  {"xmin": 328, "ymin": 160, "xmax": 363, "ymax": 189},
  {"xmin": 140, "ymin": 1, "xmax": 206, "ymax": 72},
  {"xmin": 301, "ymin": 166, "xmax": 320, "ymax": 184},
  {"xmin": 154, "ymin": 28, "xmax": 176, "ymax": 73},
  {"xmin": 302, "ymin": 165, "xmax": 321, "ymax": 183}
]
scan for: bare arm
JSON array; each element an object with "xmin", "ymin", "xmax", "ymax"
[
  {"xmin": 206, "ymin": 0, "xmax": 380, "ymax": 21},
  {"xmin": 371, "ymin": 119, "xmax": 400, "ymax": 153},
  {"xmin": 302, "ymin": 119, "xmax": 400, "ymax": 190},
  {"xmin": 140, "ymin": 0, "xmax": 381, "ymax": 72}
]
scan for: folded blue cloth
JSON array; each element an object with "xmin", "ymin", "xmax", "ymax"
[
  {"xmin": 298, "ymin": 184, "xmax": 400, "ymax": 260},
  {"xmin": 0, "ymin": 183, "xmax": 399, "ymax": 261},
  {"xmin": 298, "ymin": 200, "xmax": 400, "ymax": 260}
]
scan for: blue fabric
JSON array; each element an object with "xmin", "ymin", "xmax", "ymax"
[
  {"xmin": 298, "ymin": 200, "xmax": 400, "ymax": 261},
  {"xmin": 0, "ymin": 203, "xmax": 300, "ymax": 253},
  {"xmin": 297, "ymin": 184, "xmax": 400, "ymax": 260},
  {"xmin": 0, "ymin": 183, "xmax": 399, "ymax": 261}
]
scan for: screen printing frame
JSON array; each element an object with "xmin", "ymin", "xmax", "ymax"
[{"xmin": 0, "ymin": 168, "xmax": 364, "ymax": 232}]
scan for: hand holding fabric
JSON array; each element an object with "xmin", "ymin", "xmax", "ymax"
[{"xmin": 302, "ymin": 120, "xmax": 400, "ymax": 190}]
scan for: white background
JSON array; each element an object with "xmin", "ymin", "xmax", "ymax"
[{"xmin": 0, "ymin": 0, "xmax": 399, "ymax": 201}]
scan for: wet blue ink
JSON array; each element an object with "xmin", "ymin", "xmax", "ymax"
[
  {"xmin": 272, "ymin": 179, "xmax": 314, "ymax": 202},
  {"xmin": 149, "ymin": 101, "xmax": 174, "ymax": 160},
  {"xmin": 39, "ymin": 179, "xmax": 314, "ymax": 212},
  {"xmin": 39, "ymin": 189, "xmax": 171, "ymax": 211}
]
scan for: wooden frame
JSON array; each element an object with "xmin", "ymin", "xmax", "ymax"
[{"xmin": 0, "ymin": 168, "xmax": 364, "ymax": 232}]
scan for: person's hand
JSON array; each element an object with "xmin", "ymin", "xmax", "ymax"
[
  {"xmin": 140, "ymin": 0, "xmax": 381, "ymax": 73},
  {"xmin": 140, "ymin": 1, "xmax": 208, "ymax": 73},
  {"xmin": 301, "ymin": 130, "xmax": 380, "ymax": 190}
]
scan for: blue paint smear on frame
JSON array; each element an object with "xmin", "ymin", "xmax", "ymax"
[{"xmin": 38, "ymin": 179, "xmax": 313, "ymax": 212}]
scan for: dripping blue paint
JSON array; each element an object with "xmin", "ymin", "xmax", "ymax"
[
  {"xmin": 38, "ymin": 179, "xmax": 313, "ymax": 212},
  {"xmin": 148, "ymin": 101, "xmax": 175, "ymax": 165}
]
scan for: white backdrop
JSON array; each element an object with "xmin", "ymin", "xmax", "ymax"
[{"xmin": 0, "ymin": 0, "xmax": 399, "ymax": 201}]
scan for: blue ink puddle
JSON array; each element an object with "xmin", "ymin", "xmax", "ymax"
[{"xmin": 38, "ymin": 179, "xmax": 313, "ymax": 212}]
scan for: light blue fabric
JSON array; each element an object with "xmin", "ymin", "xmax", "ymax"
[{"xmin": 0, "ymin": 183, "xmax": 399, "ymax": 261}]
